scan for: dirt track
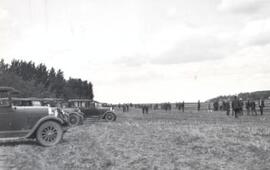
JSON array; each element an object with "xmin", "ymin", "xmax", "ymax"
[{"xmin": 1, "ymin": 109, "xmax": 270, "ymax": 169}]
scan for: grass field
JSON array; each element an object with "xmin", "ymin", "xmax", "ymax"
[{"xmin": 1, "ymin": 108, "xmax": 270, "ymax": 170}]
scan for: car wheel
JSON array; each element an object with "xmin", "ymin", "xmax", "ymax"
[
  {"xmin": 104, "ymin": 112, "xmax": 116, "ymax": 121},
  {"xmin": 36, "ymin": 121, "xmax": 63, "ymax": 147},
  {"xmin": 69, "ymin": 114, "xmax": 80, "ymax": 126}
]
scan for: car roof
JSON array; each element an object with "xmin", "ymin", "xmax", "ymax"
[
  {"xmin": 11, "ymin": 97, "xmax": 64, "ymax": 101},
  {"xmin": 0, "ymin": 87, "xmax": 20, "ymax": 94},
  {"xmin": 68, "ymin": 99, "xmax": 93, "ymax": 102}
]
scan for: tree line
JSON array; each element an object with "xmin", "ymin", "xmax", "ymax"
[
  {"xmin": 0, "ymin": 59, "xmax": 94, "ymax": 100},
  {"xmin": 208, "ymin": 91, "xmax": 270, "ymax": 102}
]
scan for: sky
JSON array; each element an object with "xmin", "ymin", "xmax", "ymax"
[{"xmin": 0, "ymin": 0, "xmax": 270, "ymax": 103}]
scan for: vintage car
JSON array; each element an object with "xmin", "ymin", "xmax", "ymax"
[
  {"xmin": 11, "ymin": 97, "xmax": 84, "ymax": 127},
  {"xmin": 37, "ymin": 98, "xmax": 84, "ymax": 126},
  {"xmin": 0, "ymin": 87, "xmax": 69, "ymax": 146},
  {"xmin": 68, "ymin": 99, "xmax": 117, "ymax": 121}
]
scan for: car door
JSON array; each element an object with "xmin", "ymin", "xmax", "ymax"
[
  {"xmin": 0, "ymin": 106, "xmax": 12, "ymax": 130},
  {"xmin": 0, "ymin": 104, "xmax": 13, "ymax": 138},
  {"xmin": 11, "ymin": 105, "xmax": 48, "ymax": 131}
]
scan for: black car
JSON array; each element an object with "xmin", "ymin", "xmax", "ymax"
[{"xmin": 68, "ymin": 99, "xmax": 117, "ymax": 121}]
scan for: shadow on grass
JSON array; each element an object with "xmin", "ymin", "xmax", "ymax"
[
  {"xmin": 0, "ymin": 139, "xmax": 38, "ymax": 147},
  {"xmin": 0, "ymin": 138, "xmax": 70, "ymax": 146}
]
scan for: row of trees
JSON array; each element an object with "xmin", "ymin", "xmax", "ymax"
[{"xmin": 0, "ymin": 59, "xmax": 94, "ymax": 99}]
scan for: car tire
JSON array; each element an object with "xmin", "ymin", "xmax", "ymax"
[
  {"xmin": 104, "ymin": 112, "xmax": 116, "ymax": 121},
  {"xmin": 69, "ymin": 114, "xmax": 80, "ymax": 126},
  {"xmin": 36, "ymin": 121, "xmax": 63, "ymax": 147}
]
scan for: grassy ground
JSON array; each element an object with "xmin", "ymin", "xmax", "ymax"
[{"xmin": 1, "ymin": 109, "xmax": 270, "ymax": 170}]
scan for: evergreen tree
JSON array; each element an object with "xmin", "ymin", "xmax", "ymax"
[{"xmin": 0, "ymin": 59, "xmax": 94, "ymax": 100}]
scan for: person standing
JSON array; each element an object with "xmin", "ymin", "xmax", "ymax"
[
  {"xmin": 197, "ymin": 100, "xmax": 201, "ymax": 112},
  {"xmin": 213, "ymin": 101, "xmax": 219, "ymax": 111},
  {"xmin": 146, "ymin": 105, "xmax": 149, "ymax": 114},
  {"xmin": 232, "ymin": 96, "xmax": 241, "ymax": 118},
  {"xmin": 225, "ymin": 100, "xmax": 230, "ymax": 116},
  {"xmin": 207, "ymin": 102, "xmax": 212, "ymax": 113},
  {"xmin": 259, "ymin": 98, "xmax": 265, "ymax": 115},
  {"xmin": 239, "ymin": 98, "xmax": 244, "ymax": 116},
  {"xmin": 142, "ymin": 105, "xmax": 146, "ymax": 114},
  {"xmin": 122, "ymin": 105, "xmax": 126, "ymax": 112},
  {"xmin": 177, "ymin": 102, "xmax": 182, "ymax": 111},
  {"xmin": 251, "ymin": 100, "xmax": 257, "ymax": 116},
  {"xmin": 245, "ymin": 100, "xmax": 251, "ymax": 115},
  {"xmin": 182, "ymin": 101, "xmax": 185, "ymax": 112}
]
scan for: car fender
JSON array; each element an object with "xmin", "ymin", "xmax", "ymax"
[{"xmin": 25, "ymin": 116, "xmax": 65, "ymax": 138}]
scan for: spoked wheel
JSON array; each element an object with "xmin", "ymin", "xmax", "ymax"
[
  {"xmin": 69, "ymin": 114, "xmax": 80, "ymax": 126},
  {"xmin": 36, "ymin": 121, "xmax": 63, "ymax": 147},
  {"xmin": 104, "ymin": 112, "xmax": 116, "ymax": 122}
]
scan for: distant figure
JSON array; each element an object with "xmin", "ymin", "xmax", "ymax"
[
  {"xmin": 250, "ymin": 100, "xmax": 257, "ymax": 116},
  {"xmin": 258, "ymin": 98, "xmax": 265, "ymax": 115},
  {"xmin": 154, "ymin": 104, "xmax": 159, "ymax": 110},
  {"xmin": 245, "ymin": 100, "xmax": 251, "ymax": 115},
  {"xmin": 239, "ymin": 98, "xmax": 244, "ymax": 116},
  {"xmin": 164, "ymin": 102, "xmax": 171, "ymax": 112},
  {"xmin": 225, "ymin": 100, "xmax": 230, "ymax": 116},
  {"xmin": 145, "ymin": 105, "xmax": 149, "ymax": 114},
  {"xmin": 182, "ymin": 101, "xmax": 185, "ymax": 112},
  {"xmin": 197, "ymin": 100, "xmax": 201, "ymax": 112},
  {"xmin": 232, "ymin": 96, "xmax": 241, "ymax": 118},
  {"xmin": 122, "ymin": 105, "xmax": 126, "ymax": 112},
  {"xmin": 142, "ymin": 105, "xmax": 149, "ymax": 114},
  {"xmin": 168, "ymin": 103, "xmax": 171, "ymax": 111},
  {"xmin": 176, "ymin": 102, "xmax": 182, "ymax": 111},
  {"xmin": 207, "ymin": 102, "xmax": 212, "ymax": 112},
  {"xmin": 213, "ymin": 101, "xmax": 219, "ymax": 111}
]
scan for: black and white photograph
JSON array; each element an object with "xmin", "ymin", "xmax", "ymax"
[{"xmin": 1, "ymin": 0, "xmax": 270, "ymax": 169}]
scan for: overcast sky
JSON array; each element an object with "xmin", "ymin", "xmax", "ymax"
[{"xmin": 1, "ymin": 0, "xmax": 270, "ymax": 103}]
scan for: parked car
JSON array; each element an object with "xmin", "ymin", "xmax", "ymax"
[
  {"xmin": 37, "ymin": 98, "xmax": 84, "ymax": 126},
  {"xmin": 11, "ymin": 97, "xmax": 84, "ymax": 127},
  {"xmin": 68, "ymin": 99, "xmax": 117, "ymax": 121},
  {"xmin": 0, "ymin": 87, "xmax": 69, "ymax": 146}
]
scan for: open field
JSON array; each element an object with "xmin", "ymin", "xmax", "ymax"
[{"xmin": 1, "ymin": 108, "xmax": 270, "ymax": 170}]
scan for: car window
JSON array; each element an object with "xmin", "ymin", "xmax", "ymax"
[
  {"xmin": 81, "ymin": 102, "xmax": 86, "ymax": 107},
  {"xmin": 32, "ymin": 101, "xmax": 42, "ymax": 106},
  {"xmin": 0, "ymin": 98, "xmax": 10, "ymax": 107},
  {"xmin": 13, "ymin": 100, "xmax": 32, "ymax": 106},
  {"xmin": 89, "ymin": 102, "xmax": 95, "ymax": 108}
]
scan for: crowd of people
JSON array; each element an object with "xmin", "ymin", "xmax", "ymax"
[
  {"xmin": 211, "ymin": 96, "xmax": 266, "ymax": 118},
  {"xmin": 115, "ymin": 97, "xmax": 267, "ymax": 118},
  {"xmin": 230, "ymin": 96, "xmax": 265, "ymax": 118}
]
